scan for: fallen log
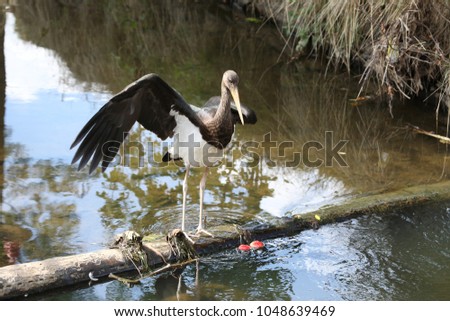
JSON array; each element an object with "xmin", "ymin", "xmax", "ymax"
[
  {"xmin": 0, "ymin": 239, "xmax": 173, "ymax": 299},
  {"xmin": 1, "ymin": 180, "xmax": 450, "ymax": 299}
]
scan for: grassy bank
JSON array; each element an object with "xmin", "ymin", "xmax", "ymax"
[{"xmin": 254, "ymin": 0, "xmax": 450, "ymax": 120}]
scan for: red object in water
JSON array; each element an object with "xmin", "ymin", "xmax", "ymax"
[
  {"xmin": 250, "ymin": 240, "xmax": 265, "ymax": 250},
  {"xmin": 238, "ymin": 244, "xmax": 251, "ymax": 251},
  {"xmin": 3, "ymin": 241, "xmax": 20, "ymax": 264}
]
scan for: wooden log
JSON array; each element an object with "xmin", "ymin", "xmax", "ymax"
[
  {"xmin": 0, "ymin": 240, "xmax": 172, "ymax": 299},
  {"xmin": 1, "ymin": 180, "xmax": 450, "ymax": 299}
]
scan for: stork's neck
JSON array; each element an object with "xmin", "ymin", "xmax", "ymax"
[
  {"xmin": 213, "ymin": 84, "xmax": 232, "ymax": 124},
  {"xmin": 200, "ymin": 83, "xmax": 235, "ymax": 149}
]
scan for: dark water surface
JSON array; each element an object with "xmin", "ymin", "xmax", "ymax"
[{"xmin": 0, "ymin": 1, "xmax": 449, "ymax": 300}]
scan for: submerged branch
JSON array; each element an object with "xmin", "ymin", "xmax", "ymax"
[{"xmin": 410, "ymin": 125, "xmax": 450, "ymax": 144}]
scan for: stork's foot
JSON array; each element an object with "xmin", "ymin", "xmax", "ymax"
[
  {"xmin": 181, "ymin": 231, "xmax": 196, "ymax": 245},
  {"xmin": 166, "ymin": 229, "xmax": 198, "ymax": 261},
  {"xmin": 191, "ymin": 227, "xmax": 214, "ymax": 238}
]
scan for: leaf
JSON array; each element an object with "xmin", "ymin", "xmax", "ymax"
[
  {"xmin": 245, "ymin": 17, "xmax": 262, "ymax": 24},
  {"xmin": 314, "ymin": 214, "xmax": 321, "ymax": 221}
]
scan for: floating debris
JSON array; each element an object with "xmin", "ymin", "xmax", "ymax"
[
  {"xmin": 249, "ymin": 240, "xmax": 265, "ymax": 250},
  {"xmin": 238, "ymin": 240, "xmax": 265, "ymax": 252},
  {"xmin": 238, "ymin": 244, "xmax": 251, "ymax": 252}
]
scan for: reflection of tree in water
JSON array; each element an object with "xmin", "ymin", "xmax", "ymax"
[
  {"xmin": 12, "ymin": 0, "xmax": 282, "ymax": 101},
  {"xmin": 96, "ymin": 131, "xmax": 272, "ymax": 234},
  {"xmin": 273, "ymin": 65, "xmax": 449, "ymax": 192},
  {"xmin": 1, "ymin": 140, "xmax": 86, "ymax": 261}
]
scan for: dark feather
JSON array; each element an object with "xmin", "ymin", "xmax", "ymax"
[
  {"xmin": 71, "ymin": 73, "xmax": 258, "ymax": 173},
  {"xmin": 202, "ymin": 96, "xmax": 257, "ymax": 124},
  {"xmin": 70, "ymin": 74, "xmax": 201, "ymax": 173}
]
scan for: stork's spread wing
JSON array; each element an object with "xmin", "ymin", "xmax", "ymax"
[
  {"xmin": 202, "ymin": 96, "xmax": 257, "ymax": 124},
  {"xmin": 70, "ymin": 74, "xmax": 200, "ymax": 173}
]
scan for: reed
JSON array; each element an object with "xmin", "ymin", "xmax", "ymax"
[{"xmin": 258, "ymin": 0, "xmax": 450, "ymax": 116}]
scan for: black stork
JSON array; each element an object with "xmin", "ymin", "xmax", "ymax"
[{"xmin": 70, "ymin": 70, "xmax": 257, "ymax": 236}]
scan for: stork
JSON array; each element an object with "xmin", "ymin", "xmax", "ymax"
[{"xmin": 71, "ymin": 70, "xmax": 257, "ymax": 236}]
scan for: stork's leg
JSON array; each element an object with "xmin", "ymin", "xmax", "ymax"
[
  {"xmin": 181, "ymin": 164, "xmax": 190, "ymax": 231},
  {"xmin": 196, "ymin": 167, "xmax": 213, "ymax": 237}
]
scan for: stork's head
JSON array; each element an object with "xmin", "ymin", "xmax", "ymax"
[{"xmin": 223, "ymin": 70, "xmax": 244, "ymax": 125}]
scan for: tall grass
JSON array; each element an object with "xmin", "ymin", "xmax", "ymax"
[{"xmin": 257, "ymin": 0, "xmax": 450, "ymax": 118}]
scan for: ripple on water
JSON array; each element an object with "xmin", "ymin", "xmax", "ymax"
[
  {"xmin": 178, "ymin": 202, "xmax": 450, "ymax": 300},
  {"xmin": 26, "ymin": 202, "xmax": 450, "ymax": 300}
]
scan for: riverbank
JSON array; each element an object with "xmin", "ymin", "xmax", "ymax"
[{"xmin": 242, "ymin": 0, "xmax": 450, "ymax": 123}]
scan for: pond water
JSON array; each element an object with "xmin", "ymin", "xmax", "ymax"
[
  {"xmin": 31, "ymin": 201, "xmax": 450, "ymax": 301},
  {"xmin": 0, "ymin": 1, "xmax": 449, "ymax": 300}
]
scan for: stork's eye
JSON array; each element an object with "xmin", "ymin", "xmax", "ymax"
[{"xmin": 228, "ymin": 77, "xmax": 238, "ymax": 85}]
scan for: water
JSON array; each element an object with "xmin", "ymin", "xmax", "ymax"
[
  {"xmin": 0, "ymin": 1, "xmax": 449, "ymax": 300},
  {"xmin": 30, "ymin": 201, "xmax": 450, "ymax": 301}
]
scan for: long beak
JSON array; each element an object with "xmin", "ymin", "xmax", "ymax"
[{"xmin": 230, "ymin": 86, "xmax": 245, "ymax": 125}]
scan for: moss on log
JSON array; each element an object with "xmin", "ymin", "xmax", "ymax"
[
  {"xmin": 1, "ymin": 180, "xmax": 450, "ymax": 299},
  {"xmin": 297, "ymin": 180, "xmax": 450, "ymax": 224},
  {"xmin": 0, "ymin": 240, "xmax": 172, "ymax": 299}
]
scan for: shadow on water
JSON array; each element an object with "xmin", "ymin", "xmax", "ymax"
[{"xmin": 0, "ymin": 0, "xmax": 449, "ymax": 300}]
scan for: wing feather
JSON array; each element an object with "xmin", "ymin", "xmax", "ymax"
[{"xmin": 71, "ymin": 74, "xmax": 201, "ymax": 173}]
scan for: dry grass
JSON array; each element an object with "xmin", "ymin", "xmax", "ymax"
[{"xmin": 256, "ymin": 0, "xmax": 450, "ymax": 120}]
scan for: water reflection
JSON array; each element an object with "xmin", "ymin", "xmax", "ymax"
[
  {"xmin": 29, "ymin": 202, "xmax": 450, "ymax": 300},
  {"xmin": 3, "ymin": 141, "xmax": 86, "ymax": 260},
  {"xmin": 0, "ymin": 0, "xmax": 448, "ymax": 302},
  {"xmin": 273, "ymin": 66, "xmax": 449, "ymax": 193}
]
